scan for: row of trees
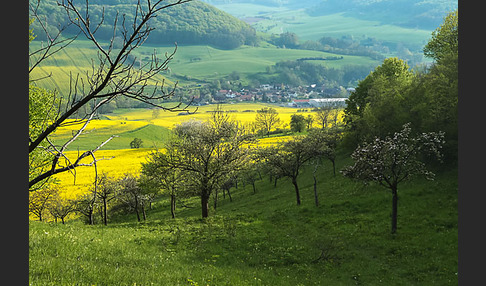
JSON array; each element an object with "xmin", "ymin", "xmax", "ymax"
[
  {"xmin": 139, "ymin": 104, "xmax": 444, "ymax": 235},
  {"xmin": 29, "ymin": 173, "xmax": 155, "ymax": 225},
  {"xmin": 29, "ymin": 104, "xmax": 345, "ymax": 222},
  {"xmin": 270, "ymin": 32, "xmax": 385, "ymax": 61},
  {"xmin": 30, "ymin": 108, "xmax": 445, "ymax": 235},
  {"xmin": 258, "ymin": 60, "xmax": 375, "ymax": 88},
  {"xmin": 250, "ymin": 106, "xmax": 342, "ymax": 136},
  {"xmin": 140, "ymin": 106, "xmax": 344, "ymax": 218}
]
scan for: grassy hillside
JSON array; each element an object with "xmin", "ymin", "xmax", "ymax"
[
  {"xmin": 209, "ymin": 0, "xmax": 456, "ymax": 52},
  {"xmin": 254, "ymin": 11, "xmax": 432, "ymax": 49},
  {"xmin": 163, "ymin": 44, "xmax": 378, "ymax": 83},
  {"xmin": 28, "ymin": 40, "xmax": 176, "ymax": 97},
  {"xmin": 30, "ymin": 39, "xmax": 379, "ymax": 95},
  {"xmin": 50, "ymin": 120, "xmax": 171, "ymax": 151},
  {"xmin": 29, "ymin": 150, "xmax": 458, "ymax": 285}
]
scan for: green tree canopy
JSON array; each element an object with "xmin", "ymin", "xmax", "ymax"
[
  {"xmin": 423, "ymin": 9, "xmax": 458, "ymax": 62},
  {"xmin": 290, "ymin": 114, "xmax": 306, "ymax": 133},
  {"xmin": 344, "ymin": 57, "xmax": 415, "ymax": 142},
  {"xmin": 148, "ymin": 108, "xmax": 255, "ymax": 218}
]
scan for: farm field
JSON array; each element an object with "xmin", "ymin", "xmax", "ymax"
[
  {"xmin": 154, "ymin": 44, "xmax": 379, "ymax": 82},
  {"xmin": 106, "ymin": 103, "xmax": 325, "ymax": 128},
  {"xmin": 29, "ymin": 39, "xmax": 379, "ymax": 95},
  {"xmin": 52, "ymin": 148, "xmax": 152, "ymax": 200},
  {"xmin": 254, "ymin": 11, "xmax": 432, "ymax": 49},
  {"xmin": 212, "ymin": 3, "xmax": 434, "ymax": 52},
  {"xmin": 52, "ymin": 103, "xmax": 337, "ymax": 149},
  {"xmin": 50, "ymin": 103, "xmax": 331, "ymax": 202},
  {"xmin": 50, "ymin": 119, "xmax": 171, "ymax": 151},
  {"xmin": 28, "ymin": 40, "xmax": 175, "ymax": 97}
]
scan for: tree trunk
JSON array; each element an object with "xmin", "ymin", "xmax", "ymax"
[
  {"xmin": 88, "ymin": 209, "xmax": 94, "ymax": 225},
  {"xmin": 170, "ymin": 194, "xmax": 176, "ymax": 219},
  {"xmin": 134, "ymin": 195, "xmax": 141, "ymax": 222},
  {"xmin": 292, "ymin": 177, "xmax": 301, "ymax": 205},
  {"xmin": 214, "ymin": 189, "xmax": 218, "ymax": 210},
  {"xmin": 142, "ymin": 203, "xmax": 147, "ymax": 221},
  {"xmin": 227, "ymin": 188, "xmax": 233, "ymax": 202},
  {"xmin": 391, "ymin": 187, "xmax": 398, "ymax": 234},
  {"xmin": 331, "ymin": 159, "xmax": 336, "ymax": 177},
  {"xmin": 201, "ymin": 193, "xmax": 210, "ymax": 218},
  {"xmin": 103, "ymin": 197, "xmax": 108, "ymax": 226},
  {"xmin": 252, "ymin": 182, "xmax": 257, "ymax": 194}
]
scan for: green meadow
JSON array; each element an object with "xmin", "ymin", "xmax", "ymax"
[
  {"xmin": 29, "ymin": 148, "xmax": 458, "ymax": 285},
  {"xmin": 254, "ymin": 11, "xmax": 432, "ymax": 48},
  {"xmin": 29, "ymin": 39, "xmax": 379, "ymax": 95},
  {"xmin": 211, "ymin": 3, "xmax": 433, "ymax": 52},
  {"xmin": 29, "ymin": 40, "xmax": 175, "ymax": 97},
  {"xmin": 165, "ymin": 44, "xmax": 378, "ymax": 81}
]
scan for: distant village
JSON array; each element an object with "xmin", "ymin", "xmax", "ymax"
[{"xmin": 195, "ymin": 83, "xmax": 354, "ymax": 108}]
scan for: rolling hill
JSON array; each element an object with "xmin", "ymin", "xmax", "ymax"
[
  {"xmin": 30, "ymin": 0, "xmax": 257, "ymax": 49},
  {"xmin": 29, "ymin": 39, "xmax": 379, "ymax": 96},
  {"xmin": 204, "ymin": 0, "xmax": 457, "ymax": 55},
  {"xmin": 203, "ymin": 0, "xmax": 458, "ymax": 30}
]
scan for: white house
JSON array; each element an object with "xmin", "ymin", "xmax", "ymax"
[{"xmin": 308, "ymin": 98, "xmax": 347, "ymax": 108}]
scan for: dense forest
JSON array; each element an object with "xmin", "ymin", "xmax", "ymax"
[
  {"xmin": 251, "ymin": 60, "xmax": 374, "ymax": 88},
  {"xmin": 30, "ymin": 0, "xmax": 257, "ymax": 49},
  {"xmin": 270, "ymin": 32, "xmax": 386, "ymax": 60}
]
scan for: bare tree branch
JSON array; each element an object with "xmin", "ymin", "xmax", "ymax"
[
  {"xmin": 29, "ymin": 135, "xmax": 118, "ymax": 189},
  {"xmin": 29, "ymin": 0, "xmax": 194, "ymax": 154},
  {"xmin": 29, "ymin": 0, "xmax": 195, "ymax": 190}
]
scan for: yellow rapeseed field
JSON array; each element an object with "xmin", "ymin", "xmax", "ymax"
[
  {"xmin": 51, "ymin": 119, "xmax": 148, "ymax": 141},
  {"xmin": 53, "ymin": 148, "xmax": 152, "ymax": 200},
  {"xmin": 49, "ymin": 103, "xmax": 343, "ymax": 201},
  {"xmin": 106, "ymin": 103, "xmax": 311, "ymax": 128}
]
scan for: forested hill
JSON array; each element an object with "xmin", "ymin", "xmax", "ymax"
[{"xmin": 30, "ymin": 0, "xmax": 257, "ymax": 49}]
